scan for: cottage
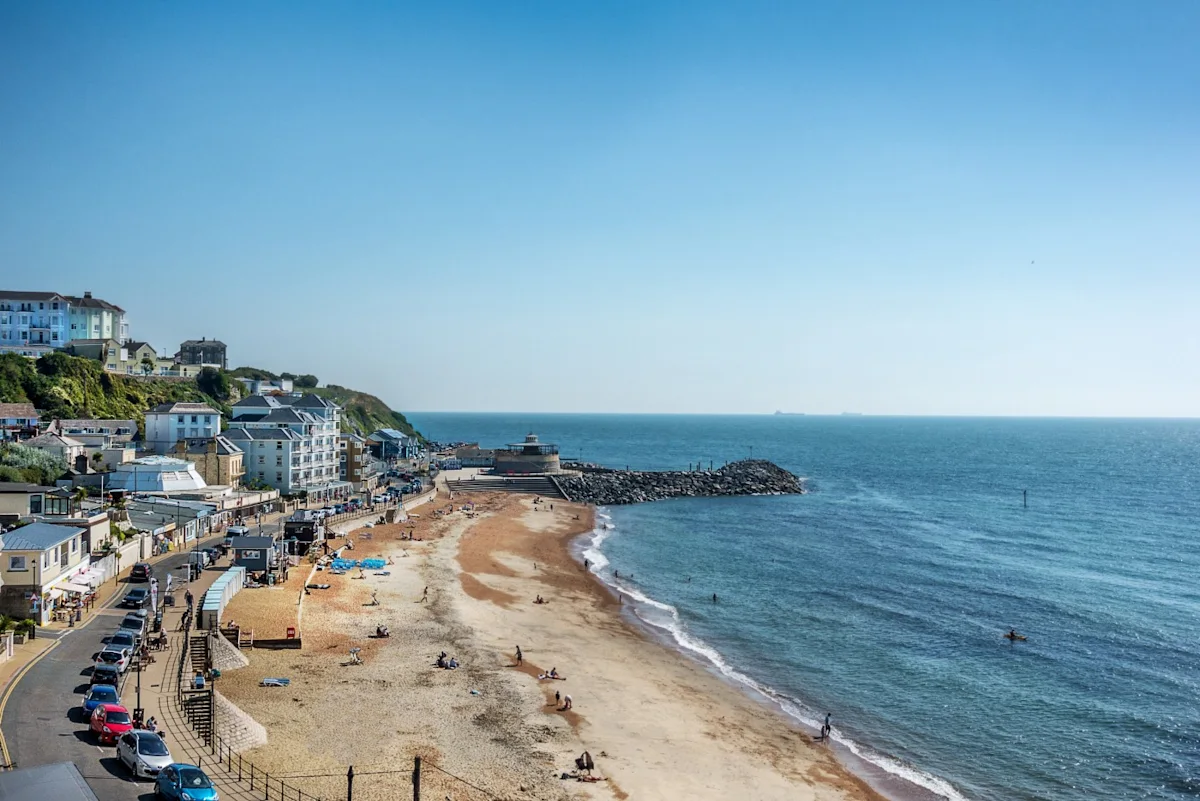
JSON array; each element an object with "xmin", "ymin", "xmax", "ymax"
[
  {"xmin": 0, "ymin": 483, "xmax": 56, "ymax": 522},
  {"xmin": 23, "ymin": 431, "xmax": 86, "ymax": 466},
  {"xmin": 0, "ymin": 403, "xmax": 40, "ymax": 441},
  {"xmin": 0, "ymin": 522, "xmax": 88, "ymax": 622},
  {"xmin": 229, "ymin": 535, "xmax": 277, "ymax": 573}
]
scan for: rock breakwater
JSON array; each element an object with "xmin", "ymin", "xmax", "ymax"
[{"xmin": 555, "ymin": 459, "xmax": 803, "ymax": 505}]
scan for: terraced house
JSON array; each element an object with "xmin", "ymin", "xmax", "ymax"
[{"xmin": 0, "ymin": 290, "xmax": 128, "ymax": 357}]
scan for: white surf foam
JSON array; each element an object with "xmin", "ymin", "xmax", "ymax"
[{"xmin": 580, "ymin": 516, "xmax": 971, "ymax": 801}]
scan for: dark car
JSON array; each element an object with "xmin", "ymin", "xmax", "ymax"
[
  {"xmin": 201, "ymin": 547, "xmax": 222, "ymax": 564},
  {"xmin": 91, "ymin": 663, "xmax": 122, "ymax": 687},
  {"xmin": 121, "ymin": 588, "xmax": 150, "ymax": 608},
  {"xmin": 130, "ymin": 562, "xmax": 153, "ymax": 582}
]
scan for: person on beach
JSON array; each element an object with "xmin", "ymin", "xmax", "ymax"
[
  {"xmin": 422, "ymin": 586, "xmax": 428, "ymax": 602},
  {"xmin": 555, "ymin": 690, "xmax": 561, "ymax": 706},
  {"xmin": 561, "ymin": 694, "xmax": 573, "ymax": 710},
  {"xmin": 713, "ymin": 593, "xmax": 718, "ymax": 603},
  {"xmin": 823, "ymin": 713, "xmax": 832, "ymax": 741},
  {"xmin": 584, "ymin": 559, "xmax": 589, "ymax": 569},
  {"xmin": 615, "ymin": 570, "xmax": 620, "ymax": 579},
  {"xmin": 516, "ymin": 645, "xmax": 523, "ymax": 666}
]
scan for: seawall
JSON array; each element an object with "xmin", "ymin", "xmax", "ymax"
[{"xmin": 555, "ymin": 459, "xmax": 803, "ymax": 505}]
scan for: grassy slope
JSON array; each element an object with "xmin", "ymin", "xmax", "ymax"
[
  {"xmin": 0, "ymin": 353, "xmax": 231, "ymax": 437},
  {"xmin": 226, "ymin": 366, "xmax": 419, "ymax": 439}
]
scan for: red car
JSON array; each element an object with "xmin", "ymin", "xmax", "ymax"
[{"xmin": 90, "ymin": 703, "xmax": 133, "ymax": 744}]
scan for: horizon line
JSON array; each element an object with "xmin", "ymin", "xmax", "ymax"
[{"xmin": 403, "ymin": 411, "xmax": 1200, "ymax": 420}]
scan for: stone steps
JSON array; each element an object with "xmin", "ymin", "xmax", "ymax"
[{"xmin": 448, "ymin": 475, "xmax": 566, "ymax": 500}]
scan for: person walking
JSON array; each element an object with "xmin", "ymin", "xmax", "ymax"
[
  {"xmin": 823, "ymin": 713, "xmax": 832, "ymax": 741},
  {"xmin": 422, "ymin": 586, "xmax": 429, "ymax": 602},
  {"xmin": 515, "ymin": 645, "xmax": 523, "ymax": 666}
]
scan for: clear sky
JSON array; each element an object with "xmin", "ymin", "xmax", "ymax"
[{"xmin": 2, "ymin": 2, "xmax": 1198, "ymax": 416}]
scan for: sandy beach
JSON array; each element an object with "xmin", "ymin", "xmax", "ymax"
[{"xmin": 219, "ymin": 492, "xmax": 883, "ymax": 801}]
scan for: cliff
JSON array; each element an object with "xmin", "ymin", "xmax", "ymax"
[
  {"xmin": 0, "ymin": 352, "xmax": 232, "ymax": 436},
  {"xmin": 555, "ymin": 459, "xmax": 804, "ymax": 505}
]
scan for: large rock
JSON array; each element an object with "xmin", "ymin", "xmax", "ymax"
[{"xmin": 555, "ymin": 459, "xmax": 803, "ymax": 505}]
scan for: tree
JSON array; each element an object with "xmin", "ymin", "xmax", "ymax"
[
  {"xmin": 279, "ymin": 372, "xmax": 297, "ymax": 381},
  {"xmin": 294, "ymin": 374, "xmax": 318, "ymax": 388},
  {"xmin": 196, "ymin": 367, "xmax": 232, "ymax": 401},
  {"xmin": 72, "ymin": 485, "xmax": 89, "ymax": 514},
  {"xmin": 140, "ymin": 354, "xmax": 155, "ymax": 376}
]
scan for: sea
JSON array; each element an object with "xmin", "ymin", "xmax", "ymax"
[{"xmin": 407, "ymin": 413, "xmax": 1200, "ymax": 801}]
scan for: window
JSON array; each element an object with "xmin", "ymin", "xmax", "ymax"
[
  {"xmin": 177, "ymin": 415, "xmax": 185, "ymax": 423},
  {"xmin": 204, "ymin": 416, "xmax": 212, "ymax": 424},
  {"xmin": 276, "ymin": 472, "xmax": 283, "ymax": 482},
  {"xmin": 258, "ymin": 455, "xmax": 264, "ymax": 464},
  {"xmin": 30, "ymin": 496, "xmax": 42, "ymax": 514},
  {"xmin": 8, "ymin": 556, "xmax": 26, "ymax": 571},
  {"xmin": 42, "ymin": 552, "xmax": 49, "ymax": 568},
  {"xmin": 52, "ymin": 302, "xmax": 58, "ymax": 309},
  {"xmin": 276, "ymin": 442, "xmax": 283, "ymax": 450},
  {"xmin": 191, "ymin": 415, "xmax": 198, "ymax": 423},
  {"xmin": 276, "ymin": 456, "xmax": 282, "ymax": 466},
  {"xmin": 258, "ymin": 470, "xmax": 264, "ymax": 479},
  {"xmin": 71, "ymin": 537, "xmax": 77, "ymax": 553}
]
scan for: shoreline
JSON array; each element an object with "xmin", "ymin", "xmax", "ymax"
[
  {"xmin": 574, "ymin": 511, "xmax": 958, "ymax": 801},
  {"xmin": 216, "ymin": 490, "xmax": 893, "ymax": 800}
]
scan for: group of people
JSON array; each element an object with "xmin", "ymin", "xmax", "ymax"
[
  {"xmin": 375, "ymin": 625, "xmax": 390, "ymax": 638},
  {"xmin": 436, "ymin": 651, "xmax": 460, "ymax": 670},
  {"xmin": 533, "ymin": 595, "xmax": 548, "ymax": 605}
]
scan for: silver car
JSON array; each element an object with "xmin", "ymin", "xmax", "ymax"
[{"xmin": 116, "ymin": 729, "xmax": 172, "ymax": 779}]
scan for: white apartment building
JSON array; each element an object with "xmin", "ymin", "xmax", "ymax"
[
  {"xmin": 227, "ymin": 394, "xmax": 347, "ymax": 500},
  {"xmin": 0, "ymin": 290, "xmax": 128, "ymax": 357},
  {"xmin": 145, "ymin": 402, "xmax": 222, "ymax": 453}
]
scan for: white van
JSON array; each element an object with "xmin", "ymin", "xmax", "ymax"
[{"xmin": 224, "ymin": 525, "xmax": 250, "ymax": 548}]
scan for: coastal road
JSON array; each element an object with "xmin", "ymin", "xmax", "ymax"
[{"xmin": 0, "ymin": 531, "xmax": 250, "ymax": 801}]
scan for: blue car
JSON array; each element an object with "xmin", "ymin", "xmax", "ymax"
[
  {"xmin": 81, "ymin": 684, "xmax": 119, "ymax": 714},
  {"xmin": 154, "ymin": 763, "xmax": 219, "ymax": 800}
]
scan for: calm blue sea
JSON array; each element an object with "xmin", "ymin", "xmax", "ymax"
[{"xmin": 409, "ymin": 413, "xmax": 1200, "ymax": 801}]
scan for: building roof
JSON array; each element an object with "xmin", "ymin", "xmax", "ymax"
[
  {"xmin": 290, "ymin": 394, "xmax": 339, "ymax": 410},
  {"xmin": 63, "ymin": 294, "xmax": 125, "ymax": 313},
  {"xmin": 368, "ymin": 428, "xmax": 406, "ymax": 442},
  {"xmin": 51, "ymin": 418, "xmax": 137, "ymax": 434},
  {"xmin": 124, "ymin": 340, "xmax": 153, "ymax": 352},
  {"xmin": 0, "ymin": 761, "xmax": 101, "ymax": 801},
  {"xmin": 0, "ymin": 402, "xmax": 38, "ymax": 419},
  {"xmin": 181, "ymin": 435, "xmax": 243, "ymax": 456},
  {"xmin": 148, "ymin": 402, "xmax": 220, "ymax": 415},
  {"xmin": 340, "ymin": 432, "xmax": 364, "ymax": 443},
  {"xmin": 258, "ymin": 408, "xmax": 320, "ymax": 425},
  {"xmin": 232, "ymin": 395, "xmax": 284, "ymax": 409},
  {"xmin": 0, "ymin": 291, "xmax": 68, "ymax": 302},
  {"xmin": 63, "ymin": 338, "xmax": 119, "ymax": 346},
  {"xmin": 26, "ymin": 432, "xmax": 86, "ymax": 449},
  {"xmin": 0, "ymin": 482, "xmax": 55, "ymax": 494},
  {"xmin": 223, "ymin": 427, "xmax": 302, "ymax": 442},
  {"xmin": 230, "ymin": 536, "xmax": 276, "ymax": 549},
  {"xmin": 2, "ymin": 522, "xmax": 85, "ymax": 551},
  {"xmin": 180, "ymin": 339, "xmax": 227, "ymax": 348}
]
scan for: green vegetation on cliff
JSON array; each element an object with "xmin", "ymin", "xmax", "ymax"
[
  {"xmin": 0, "ymin": 353, "xmax": 231, "ymax": 436},
  {"xmin": 226, "ymin": 366, "xmax": 419, "ymax": 438}
]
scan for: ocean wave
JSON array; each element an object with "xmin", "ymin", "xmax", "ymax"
[{"xmin": 579, "ymin": 519, "xmax": 970, "ymax": 801}]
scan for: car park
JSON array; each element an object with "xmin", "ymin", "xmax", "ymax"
[
  {"xmin": 155, "ymin": 763, "xmax": 219, "ymax": 800},
  {"xmin": 81, "ymin": 684, "xmax": 120, "ymax": 714},
  {"xmin": 90, "ymin": 703, "xmax": 133, "ymax": 744},
  {"xmin": 93, "ymin": 646, "xmax": 131, "ymax": 673},
  {"xmin": 121, "ymin": 588, "xmax": 150, "ymax": 608},
  {"xmin": 116, "ymin": 730, "xmax": 173, "ymax": 779},
  {"xmin": 130, "ymin": 562, "xmax": 153, "ymax": 581},
  {"xmin": 91, "ymin": 663, "xmax": 122, "ymax": 687}
]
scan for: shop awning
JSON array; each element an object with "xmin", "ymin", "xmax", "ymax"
[{"xmin": 61, "ymin": 582, "xmax": 92, "ymax": 595}]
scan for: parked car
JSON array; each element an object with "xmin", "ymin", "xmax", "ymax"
[
  {"xmin": 118, "ymin": 615, "xmax": 146, "ymax": 646},
  {"xmin": 91, "ymin": 664, "xmax": 122, "ymax": 687},
  {"xmin": 155, "ymin": 763, "xmax": 219, "ymax": 801},
  {"xmin": 93, "ymin": 646, "xmax": 131, "ymax": 673},
  {"xmin": 130, "ymin": 562, "xmax": 153, "ymax": 582},
  {"xmin": 81, "ymin": 684, "xmax": 120, "ymax": 714},
  {"xmin": 117, "ymin": 730, "xmax": 173, "ymax": 779},
  {"xmin": 201, "ymin": 547, "xmax": 222, "ymax": 565},
  {"xmin": 90, "ymin": 703, "xmax": 133, "ymax": 744},
  {"xmin": 187, "ymin": 550, "xmax": 211, "ymax": 569},
  {"xmin": 223, "ymin": 525, "xmax": 250, "ymax": 548},
  {"xmin": 108, "ymin": 631, "xmax": 137, "ymax": 652},
  {"xmin": 121, "ymin": 588, "xmax": 150, "ymax": 608}
]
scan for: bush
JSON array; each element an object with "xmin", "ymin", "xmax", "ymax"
[
  {"xmin": 196, "ymin": 367, "xmax": 232, "ymax": 401},
  {"xmin": 14, "ymin": 619, "xmax": 36, "ymax": 635},
  {"xmin": 294, "ymin": 374, "xmax": 318, "ymax": 388},
  {"xmin": 0, "ymin": 443, "xmax": 64, "ymax": 486}
]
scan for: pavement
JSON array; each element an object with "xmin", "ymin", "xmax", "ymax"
[
  {"xmin": 0, "ymin": 512, "xmax": 297, "ymax": 800},
  {"xmin": 0, "ymin": 500, "xmax": 403, "ymax": 801}
]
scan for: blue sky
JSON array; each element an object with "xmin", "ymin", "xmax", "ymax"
[{"xmin": 2, "ymin": 2, "xmax": 1198, "ymax": 415}]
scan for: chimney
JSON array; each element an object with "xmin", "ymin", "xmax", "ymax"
[{"xmin": 84, "ymin": 291, "xmax": 93, "ymax": 299}]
